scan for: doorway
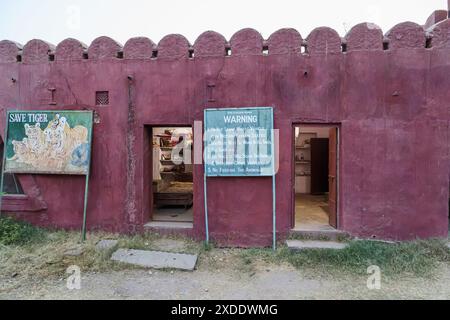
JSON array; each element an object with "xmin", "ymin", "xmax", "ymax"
[
  {"xmin": 293, "ymin": 125, "xmax": 338, "ymax": 231},
  {"xmin": 150, "ymin": 127, "xmax": 193, "ymax": 224}
]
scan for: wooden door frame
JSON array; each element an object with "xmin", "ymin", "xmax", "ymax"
[{"xmin": 291, "ymin": 123, "xmax": 341, "ymax": 230}]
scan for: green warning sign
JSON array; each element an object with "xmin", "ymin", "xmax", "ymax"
[{"xmin": 204, "ymin": 107, "xmax": 274, "ymax": 177}]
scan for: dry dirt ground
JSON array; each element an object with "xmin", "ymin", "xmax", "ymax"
[
  {"xmin": 2, "ymin": 262, "xmax": 450, "ymax": 300},
  {"xmin": 1, "ymin": 235, "xmax": 450, "ymax": 300}
]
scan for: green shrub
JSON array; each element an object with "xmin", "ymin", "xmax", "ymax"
[{"xmin": 0, "ymin": 216, "xmax": 44, "ymax": 245}]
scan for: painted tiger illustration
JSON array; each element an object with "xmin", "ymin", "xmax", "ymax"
[{"xmin": 8, "ymin": 113, "xmax": 89, "ymax": 172}]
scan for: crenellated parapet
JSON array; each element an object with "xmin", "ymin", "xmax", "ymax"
[
  {"xmin": 87, "ymin": 36, "xmax": 123, "ymax": 60},
  {"xmin": 0, "ymin": 40, "xmax": 22, "ymax": 63},
  {"xmin": 193, "ymin": 31, "xmax": 227, "ymax": 58},
  {"xmin": 1, "ymin": 19, "xmax": 450, "ymax": 63},
  {"xmin": 267, "ymin": 28, "xmax": 302, "ymax": 55},
  {"xmin": 23, "ymin": 39, "xmax": 55, "ymax": 64},
  {"xmin": 428, "ymin": 19, "xmax": 450, "ymax": 49},
  {"xmin": 229, "ymin": 28, "xmax": 264, "ymax": 56},
  {"xmin": 385, "ymin": 22, "xmax": 426, "ymax": 49},
  {"xmin": 157, "ymin": 34, "xmax": 190, "ymax": 59},
  {"xmin": 123, "ymin": 37, "xmax": 155, "ymax": 59},
  {"xmin": 306, "ymin": 27, "xmax": 341, "ymax": 54},
  {"xmin": 345, "ymin": 23, "xmax": 383, "ymax": 51},
  {"xmin": 55, "ymin": 38, "xmax": 87, "ymax": 61}
]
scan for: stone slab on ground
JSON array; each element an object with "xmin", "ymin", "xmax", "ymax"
[
  {"xmin": 96, "ymin": 239, "xmax": 119, "ymax": 251},
  {"xmin": 64, "ymin": 247, "xmax": 84, "ymax": 257},
  {"xmin": 111, "ymin": 249, "xmax": 197, "ymax": 271},
  {"xmin": 286, "ymin": 240, "xmax": 348, "ymax": 251}
]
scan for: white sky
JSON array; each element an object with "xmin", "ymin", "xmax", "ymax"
[{"xmin": 0, "ymin": 0, "xmax": 447, "ymax": 46}]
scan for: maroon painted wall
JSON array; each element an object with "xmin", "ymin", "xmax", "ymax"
[{"xmin": 0, "ymin": 20, "xmax": 449, "ymax": 246}]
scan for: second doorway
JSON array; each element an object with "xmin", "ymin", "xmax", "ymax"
[{"xmin": 293, "ymin": 125, "xmax": 338, "ymax": 231}]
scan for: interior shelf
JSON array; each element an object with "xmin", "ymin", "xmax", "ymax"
[{"xmin": 160, "ymin": 159, "xmax": 175, "ymax": 165}]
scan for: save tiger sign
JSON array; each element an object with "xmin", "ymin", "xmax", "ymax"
[{"xmin": 3, "ymin": 110, "xmax": 93, "ymax": 175}]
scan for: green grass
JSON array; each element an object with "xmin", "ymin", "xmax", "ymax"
[
  {"xmin": 239, "ymin": 239, "xmax": 450, "ymax": 277},
  {"xmin": 0, "ymin": 216, "xmax": 45, "ymax": 245},
  {"xmin": 201, "ymin": 241, "xmax": 214, "ymax": 252},
  {"xmin": 1, "ymin": 217, "xmax": 449, "ymax": 284}
]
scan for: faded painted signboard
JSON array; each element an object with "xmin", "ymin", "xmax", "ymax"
[
  {"xmin": 4, "ymin": 110, "xmax": 93, "ymax": 175},
  {"xmin": 204, "ymin": 107, "xmax": 274, "ymax": 177}
]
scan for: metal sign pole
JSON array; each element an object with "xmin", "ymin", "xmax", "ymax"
[
  {"xmin": 272, "ymin": 175, "xmax": 276, "ymax": 250},
  {"xmin": 271, "ymin": 110, "xmax": 276, "ymax": 251},
  {"xmin": 81, "ymin": 172, "xmax": 90, "ymax": 241},
  {"xmin": 0, "ymin": 111, "xmax": 9, "ymax": 217},
  {"xmin": 80, "ymin": 111, "xmax": 94, "ymax": 242},
  {"xmin": 204, "ymin": 173, "xmax": 209, "ymax": 245},
  {"xmin": 203, "ymin": 110, "xmax": 209, "ymax": 245}
]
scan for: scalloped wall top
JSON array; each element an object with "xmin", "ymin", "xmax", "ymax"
[{"xmin": 1, "ymin": 21, "xmax": 448, "ymax": 63}]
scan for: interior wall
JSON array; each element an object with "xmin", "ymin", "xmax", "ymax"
[
  {"xmin": 298, "ymin": 126, "xmax": 330, "ymax": 138},
  {"xmin": 152, "ymin": 127, "xmax": 193, "ymax": 181},
  {"xmin": 294, "ymin": 126, "xmax": 331, "ymax": 194}
]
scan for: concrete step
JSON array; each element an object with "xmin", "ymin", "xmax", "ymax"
[
  {"xmin": 144, "ymin": 221, "xmax": 193, "ymax": 229},
  {"xmin": 111, "ymin": 249, "xmax": 197, "ymax": 271},
  {"xmin": 289, "ymin": 228, "xmax": 350, "ymax": 241},
  {"xmin": 286, "ymin": 240, "xmax": 348, "ymax": 251}
]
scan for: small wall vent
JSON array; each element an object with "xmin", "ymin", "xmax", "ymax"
[{"xmin": 96, "ymin": 91, "xmax": 109, "ymax": 106}]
